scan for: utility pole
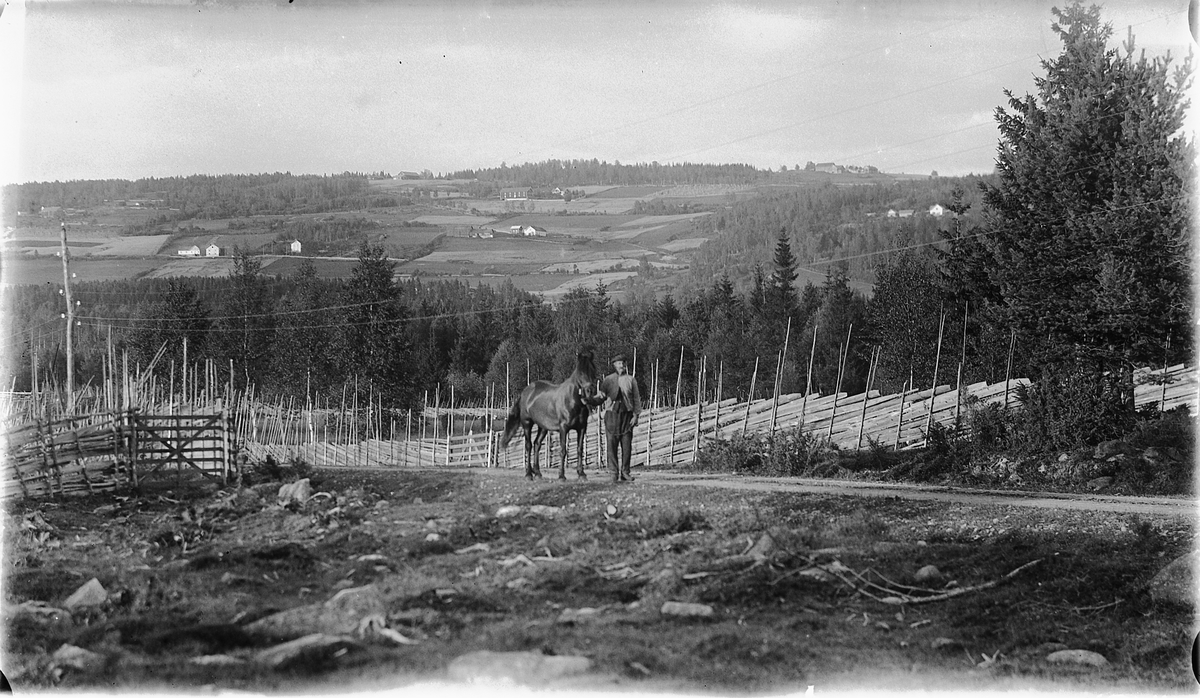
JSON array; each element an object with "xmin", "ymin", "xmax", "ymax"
[{"xmin": 59, "ymin": 219, "xmax": 76, "ymax": 413}]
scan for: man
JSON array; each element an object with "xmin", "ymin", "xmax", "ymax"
[{"xmin": 598, "ymin": 353, "xmax": 642, "ymax": 483}]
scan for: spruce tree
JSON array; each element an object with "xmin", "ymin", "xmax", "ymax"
[{"xmin": 973, "ymin": 3, "xmax": 1193, "ymax": 379}]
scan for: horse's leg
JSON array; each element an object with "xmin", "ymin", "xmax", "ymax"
[
  {"xmin": 523, "ymin": 423, "xmax": 535, "ymax": 480},
  {"xmin": 557, "ymin": 427, "xmax": 569, "ymax": 480},
  {"xmin": 576, "ymin": 427, "xmax": 587, "ymax": 479},
  {"xmin": 531, "ymin": 427, "xmax": 547, "ymax": 478}
]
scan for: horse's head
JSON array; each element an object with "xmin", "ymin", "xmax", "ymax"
[{"xmin": 574, "ymin": 347, "xmax": 605, "ymax": 405}]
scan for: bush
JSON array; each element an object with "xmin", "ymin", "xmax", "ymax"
[
  {"xmin": 1007, "ymin": 369, "xmax": 1132, "ymax": 455},
  {"xmin": 692, "ymin": 429, "xmax": 837, "ymax": 477}
]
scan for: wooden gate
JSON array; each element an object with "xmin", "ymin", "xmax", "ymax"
[{"xmin": 2, "ymin": 409, "xmax": 232, "ymax": 499}]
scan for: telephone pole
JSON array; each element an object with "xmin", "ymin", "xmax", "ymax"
[{"xmin": 59, "ymin": 219, "xmax": 75, "ymax": 413}]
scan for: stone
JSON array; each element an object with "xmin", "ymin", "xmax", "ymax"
[
  {"xmin": 747, "ymin": 532, "xmax": 777, "ymax": 561},
  {"xmin": 1147, "ymin": 551, "xmax": 1198, "ymax": 607},
  {"xmin": 244, "ymin": 585, "xmax": 385, "ymax": 640},
  {"xmin": 189, "ymin": 654, "xmax": 246, "ymax": 666},
  {"xmin": 931, "ymin": 637, "xmax": 960, "ymax": 650},
  {"xmin": 914, "ymin": 565, "xmax": 942, "ymax": 583},
  {"xmin": 1086, "ymin": 476, "xmax": 1114, "ymax": 492},
  {"xmin": 527, "ymin": 505, "xmax": 561, "ymax": 517},
  {"xmin": 277, "ymin": 478, "xmax": 312, "ymax": 505},
  {"xmin": 1057, "ymin": 452, "xmax": 1071, "ymax": 463},
  {"xmin": 495, "ymin": 505, "xmax": 524, "ymax": 518},
  {"xmin": 446, "ymin": 650, "xmax": 592, "ymax": 684},
  {"xmin": 63, "ymin": 578, "xmax": 108, "ymax": 611},
  {"xmin": 52, "ymin": 644, "xmax": 106, "ymax": 672},
  {"xmin": 1046, "ymin": 649, "xmax": 1109, "ymax": 667},
  {"xmin": 12, "ymin": 601, "xmax": 73, "ymax": 626},
  {"xmin": 557, "ymin": 607, "xmax": 601, "ymax": 624},
  {"xmin": 1093, "ymin": 440, "xmax": 1132, "ymax": 460},
  {"xmin": 254, "ymin": 633, "xmax": 361, "ymax": 670},
  {"xmin": 660, "ymin": 601, "xmax": 714, "ymax": 618}
]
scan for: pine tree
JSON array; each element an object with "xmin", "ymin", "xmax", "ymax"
[{"xmin": 340, "ymin": 241, "xmax": 412, "ymax": 405}]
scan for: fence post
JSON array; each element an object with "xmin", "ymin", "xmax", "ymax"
[
  {"xmin": 1003, "ymin": 330, "xmax": 1016, "ymax": 409},
  {"xmin": 742, "ymin": 357, "xmax": 759, "ymax": 438},
  {"xmin": 828, "ymin": 324, "xmax": 853, "ymax": 442},
  {"xmin": 894, "ymin": 381, "xmax": 909, "ymax": 451},
  {"xmin": 923, "ymin": 312, "xmax": 947, "ymax": 446},
  {"xmin": 856, "ymin": 346, "xmax": 879, "ymax": 451}
]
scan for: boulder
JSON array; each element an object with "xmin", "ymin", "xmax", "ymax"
[
  {"xmin": 244, "ymin": 585, "xmax": 385, "ymax": 640},
  {"xmin": 52, "ymin": 644, "xmax": 106, "ymax": 672},
  {"xmin": 254, "ymin": 633, "xmax": 361, "ymax": 670},
  {"xmin": 914, "ymin": 565, "xmax": 942, "ymax": 583},
  {"xmin": 1093, "ymin": 440, "xmax": 1133, "ymax": 460},
  {"xmin": 1147, "ymin": 551, "xmax": 1198, "ymax": 607},
  {"xmin": 1085, "ymin": 476, "xmax": 1114, "ymax": 492},
  {"xmin": 747, "ymin": 532, "xmax": 778, "ymax": 561},
  {"xmin": 63, "ymin": 578, "xmax": 108, "ymax": 611},
  {"xmin": 660, "ymin": 601, "xmax": 714, "ymax": 618},
  {"xmin": 446, "ymin": 650, "xmax": 592, "ymax": 684},
  {"xmin": 1046, "ymin": 649, "xmax": 1109, "ymax": 667},
  {"xmin": 277, "ymin": 478, "xmax": 312, "ymax": 505}
]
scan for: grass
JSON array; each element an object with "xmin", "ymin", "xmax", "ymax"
[{"xmin": 5, "ymin": 465, "xmax": 1192, "ymax": 692}]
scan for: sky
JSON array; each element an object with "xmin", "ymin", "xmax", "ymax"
[{"xmin": 0, "ymin": 0, "xmax": 1194, "ymax": 184}]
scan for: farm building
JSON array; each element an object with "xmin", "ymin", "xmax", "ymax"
[
  {"xmin": 475, "ymin": 229, "xmax": 494, "ymax": 239},
  {"xmin": 815, "ymin": 162, "xmax": 843, "ymax": 174},
  {"xmin": 509, "ymin": 224, "xmax": 547, "ymax": 237},
  {"xmin": 501, "ymin": 188, "xmax": 532, "ymax": 200},
  {"xmin": 395, "ymin": 171, "xmax": 421, "ymax": 180},
  {"xmin": 177, "ymin": 245, "xmax": 201, "ymax": 257},
  {"xmin": 205, "ymin": 242, "xmax": 221, "ymax": 257},
  {"xmin": 290, "ymin": 239, "xmax": 302, "ymax": 254},
  {"xmin": 928, "ymin": 204, "xmax": 945, "ymax": 217}
]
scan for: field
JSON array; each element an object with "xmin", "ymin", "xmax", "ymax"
[
  {"xmin": 0, "ymin": 257, "xmax": 169, "ymax": 285},
  {"xmin": 5, "ymin": 465, "xmax": 1192, "ymax": 692}
]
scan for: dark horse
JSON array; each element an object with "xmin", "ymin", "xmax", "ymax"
[{"xmin": 499, "ymin": 348, "xmax": 603, "ymax": 480}]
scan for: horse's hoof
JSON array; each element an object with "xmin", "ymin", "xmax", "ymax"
[
  {"xmin": 558, "ymin": 474, "xmax": 567, "ymax": 481},
  {"xmin": 525, "ymin": 474, "xmax": 534, "ymax": 481},
  {"xmin": 578, "ymin": 473, "xmax": 587, "ymax": 481}
]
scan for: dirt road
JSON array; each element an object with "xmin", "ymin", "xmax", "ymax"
[{"xmin": 462, "ymin": 466, "xmax": 1195, "ymax": 517}]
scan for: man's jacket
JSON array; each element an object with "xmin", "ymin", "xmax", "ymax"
[{"xmin": 598, "ymin": 373, "xmax": 642, "ymax": 417}]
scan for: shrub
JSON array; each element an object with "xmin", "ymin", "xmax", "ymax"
[
  {"xmin": 1006, "ymin": 369, "xmax": 1132, "ymax": 455},
  {"xmin": 692, "ymin": 429, "xmax": 837, "ymax": 477}
]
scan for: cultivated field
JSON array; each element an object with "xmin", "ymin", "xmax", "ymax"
[
  {"xmin": 0, "ymin": 257, "xmax": 168, "ymax": 285},
  {"xmin": 5, "ymin": 466, "xmax": 1192, "ymax": 692}
]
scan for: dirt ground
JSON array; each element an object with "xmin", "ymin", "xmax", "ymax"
[{"xmin": 3, "ymin": 463, "xmax": 1195, "ymax": 694}]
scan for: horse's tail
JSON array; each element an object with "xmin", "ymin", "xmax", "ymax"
[{"xmin": 498, "ymin": 400, "xmax": 522, "ymax": 448}]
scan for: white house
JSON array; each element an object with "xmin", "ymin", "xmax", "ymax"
[
  {"xmin": 886, "ymin": 209, "xmax": 897, "ymax": 218},
  {"xmin": 290, "ymin": 239, "xmax": 302, "ymax": 254},
  {"xmin": 928, "ymin": 204, "xmax": 945, "ymax": 217},
  {"xmin": 501, "ymin": 188, "xmax": 532, "ymax": 200},
  {"xmin": 897, "ymin": 209, "xmax": 914, "ymax": 218},
  {"xmin": 178, "ymin": 245, "xmax": 201, "ymax": 257},
  {"xmin": 205, "ymin": 242, "xmax": 221, "ymax": 257}
]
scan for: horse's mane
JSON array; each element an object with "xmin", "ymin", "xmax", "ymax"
[{"xmin": 574, "ymin": 347, "xmax": 598, "ymax": 384}]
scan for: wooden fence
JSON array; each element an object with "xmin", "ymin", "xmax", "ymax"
[
  {"xmin": 243, "ymin": 363, "xmax": 1197, "ymax": 470},
  {"xmin": 2, "ymin": 410, "xmax": 231, "ymax": 499}
]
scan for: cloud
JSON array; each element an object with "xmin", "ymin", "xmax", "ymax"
[{"xmin": 698, "ymin": 4, "xmax": 828, "ymax": 51}]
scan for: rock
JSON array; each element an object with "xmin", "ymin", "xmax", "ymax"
[
  {"xmin": 374, "ymin": 500, "xmax": 389, "ymax": 510},
  {"xmin": 412, "ymin": 497, "xmax": 423, "ymax": 505},
  {"xmin": 505, "ymin": 577, "xmax": 531, "ymax": 590},
  {"xmin": 1147, "ymin": 551, "xmax": 1198, "ymax": 607},
  {"xmin": 557, "ymin": 607, "xmax": 601, "ymax": 624},
  {"xmin": 12, "ymin": 601, "xmax": 73, "ymax": 626},
  {"xmin": 254, "ymin": 633, "xmax": 361, "ymax": 670},
  {"xmin": 446, "ymin": 650, "xmax": 592, "ymax": 684},
  {"xmin": 189, "ymin": 654, "xmax": 246, "ymax": 666},
  {"xmin": 660, "ymin": 601, "xmax": 714, "ymax": 618},
  {"xmin": 277, "ymin": 478, "xmax": 312, "ymax": 505},
  {"xmin": 1046, "ymin": 649, "xmax": 1109, "ymax": 667},
  {"xmin": 747, "ymin": 532, "xmax": 777, "ymax": 561},
  {"xmin": 425, "ymin": 533, "xmax": 441, "ymax": 542},
  {"xmin": 797, "ymin": 568, "xmax": 837, "ymax": 583},
  {"xmin": 495, "ymin": 505, "xmax": 524, "ymax": 518},
  {"xmin": 52, "ymin": 644, "xmax": 106, "ymax": 672},
  {"xmin": 1057, "ymin": 452, "xmax": 1071, "ymax": 463},
  {"xmin": 1093, "ymin": 440, "xmax": 1132, "ymax": 460},
  {"xmin": 244, "ymin": 585, "xmax": 385, "ymax": 640},
  {"xmin": 527, "ymin": 505, "xmax": 561, "ymax": 517},
  {"xmin": 63, "ymin": 578, "xmax": 108, "ymax": 611},
  {"xmin": 1086, "ymin": 476, "xmax": 1114, "ymax": 492},
  {"xmin": 931, "ymin": 637, "xmax": 960, "ymax": 650},
  {"xmin": 914, "ymin": 565, "xmax": 942, "ymax": 583}
]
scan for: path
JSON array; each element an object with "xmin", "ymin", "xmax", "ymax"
[{"xmin": 446, "ymin": 466, "xmax": 1195, "ymax": 518}]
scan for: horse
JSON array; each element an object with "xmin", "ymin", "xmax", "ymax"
[{"xmin": 498, "ymin": 348, "xmax": 604, "ymax": 480}]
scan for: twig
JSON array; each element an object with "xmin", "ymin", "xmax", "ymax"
[{"xmin": 901, "ymin": 559, "xmax": 1043, "ymax": 605}]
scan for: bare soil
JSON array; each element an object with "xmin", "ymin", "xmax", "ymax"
[{"xmin": 4, "ymin": 464, "xmax": 1195, "ymax": 694}]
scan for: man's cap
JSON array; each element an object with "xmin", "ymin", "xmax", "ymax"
[{"xmin": 611, "ymin": 353, "xmax": 627, "ymax": 365}]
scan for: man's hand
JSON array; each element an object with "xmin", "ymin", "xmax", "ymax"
[{"xmin": 630, "ymin": 415, "xmax": 639, "ymax": 427}]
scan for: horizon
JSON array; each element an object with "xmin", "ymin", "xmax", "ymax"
[{"xmin": 1, "ymin": 0, "xmax": 1192, "ymax": 186}]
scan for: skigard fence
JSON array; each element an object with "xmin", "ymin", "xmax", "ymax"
[{"xmin": 243, "ymin": 363, "xmax": 1197, "ymax": 470}]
